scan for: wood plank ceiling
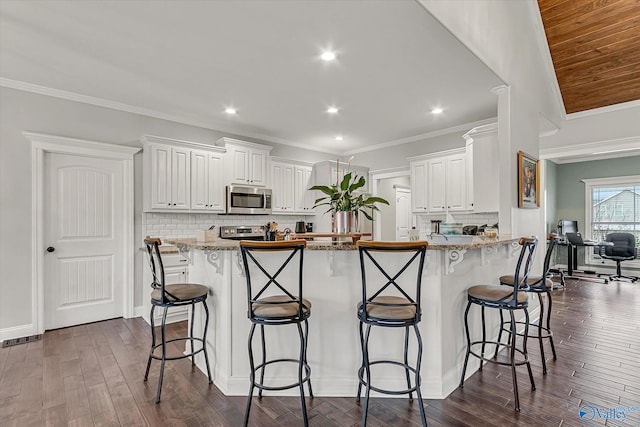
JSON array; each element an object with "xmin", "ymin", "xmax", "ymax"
[{"xmin": 538, "ymin": 0, "xmax": 640, "ymax": 114}]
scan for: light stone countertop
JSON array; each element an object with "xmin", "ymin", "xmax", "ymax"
[{"xmin": 164, "ymin": 235, "xmax": 518, "ymax": 251}]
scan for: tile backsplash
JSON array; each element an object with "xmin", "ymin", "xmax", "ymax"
[
  {"xmin": 143, "ymin": 212, "xmax": 316, "ymax": 241},
  {"xmin": 414, "ymin": 212, "xmax": 499, "ymax": 234}
]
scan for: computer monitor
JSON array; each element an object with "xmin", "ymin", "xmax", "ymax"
[{"xmin": 557, "ymin": 219, "xmax": 578, "ymax": 238}]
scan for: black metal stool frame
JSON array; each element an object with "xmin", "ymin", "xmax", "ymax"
[
  {"xmin": 143, "ymin": 238, "xmax": 213, "ymax": 404},
  {"xmin": 356, "ymin": 241, "xmax": 429, "ymax": 427},
  {"xmin": 497, "ymin": 233, "xmax": 559, "ymax": 374},
  {"xmin": 459, "ymin": 237, "xmax": 538, "ymax": 412},
  {"xmin": 240, "ymin": 240, "xmax": 313, "ymax": 427}
]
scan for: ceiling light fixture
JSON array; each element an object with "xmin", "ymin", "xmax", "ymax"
[
  {"xmin": 335, "ymin": 135, "xmax": 344, "ymax": 141},
  {"xmin": 327, "ymin": 106, "xmax": 339, "ymax": 114},
  {"xmin": 321, "ymin": 51, "xmax": 336, "ymax": 61},
  {"xmin": 224, "ymin": 107, "xmax": 237, "ymax": 115},
  {"xmin": 431, "ymin": 107, "xmax": 444, "ymax": 114}
]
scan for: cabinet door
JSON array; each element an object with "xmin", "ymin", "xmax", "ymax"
[
  {"xmin": 249, "ymin": 150, "xmax": 267, "ymax": 186},
  {"xmin": 149, "ymin": 144, "xmax": 172, "ymax": 209},
  {"xmin": 294, "ymin": 165, "xmax": 313, "ymax": 212},
  {"xmin": 165, "ymin": 266, "xmax": 188, "ymax": 284},
  {"xmin": 271, "ymin": 162, "xmax": 294, "ymax": 212},
  {"xmin": 410, "ymin": 161, "xmax": 428, "ymax": 212},
  {"xmin": 207, "ymin": 152, "xmax": 225, "ymax": 212},
  {"xmin": 191, "ymin": 150, "xmax": 209, "ymax": 210},
  {"xmin": 171, "ymin": 147, "xmax": 190, "ymax": 209},
  {"xmin": 428, "ymin": 159, "xmax": 446, "ymax": 212},
  {"xmin": 229, "ymin": 146, "xmax": 250, "ymax": 185},
  {"xmin": 471, "ymin": 133, "xmax": 499, "ymax": 213},
  {"xmin": 446, "ymin": 154, "xmax": 466, "ymax": 211}
]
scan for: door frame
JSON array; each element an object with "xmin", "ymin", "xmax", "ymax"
[
  {"xmin": 27, "ymin": 132, "xmax": 139, "ymax": 334},
  {"xmin": 394, "ymin": 185, "xmax": 412, "ymax": 241},
  {"xmin": 369, "ymin": 167, "xmax": 411, "ymax": 240}
]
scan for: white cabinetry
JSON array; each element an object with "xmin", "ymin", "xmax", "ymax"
[
  {"xmin": 217, "ymin": 138, "xmax": 272, "ymax": 186},
  {"xmin": 463, "ymin": 123, "xmax": 499, "ymax": 213},
  {"xmin": 270, "ymin": 158, "xmax": 314, "ymax": 214},
  {"xmin": 409, "ymin": 149, "xmax": 466, "ymax": 214},
  {"xmin": 191, "ymin": 149, "xmax": 225, "ymax": 212},
  {"xmin": 411, "ymin": 160, "xmax": 428, "ymax": 212},
  {"xmin": 142, "ymin": 251, "xmax": 189, "ymax": 324},
  {"xmin": 271, "ymin": 160, "xmax": 295, "ymax": 212},
  {"xmin": 294, "ymin": 165, "xmax": 314, "ymax": 213},
  {"xmin": 142, "ymin": 135, "xmax": 226, "ymax": 213}
]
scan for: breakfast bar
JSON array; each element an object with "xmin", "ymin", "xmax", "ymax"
[{"xmin": 166, "ymin": 235, "xmax": 534, "ymax": 400}]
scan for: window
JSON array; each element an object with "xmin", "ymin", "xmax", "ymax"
[{"xmin": 584, "ymin": 176, "xmax": 640, "ymax": 265}]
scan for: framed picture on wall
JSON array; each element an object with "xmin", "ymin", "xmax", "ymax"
[{"xmin": 517, "ymin": 151, "xmax": 540, "ymax": 208}]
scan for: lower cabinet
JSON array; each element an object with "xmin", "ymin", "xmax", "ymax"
[{"xmin": 145, "ymin": 252, "xmax": 190, "ymax": 324}]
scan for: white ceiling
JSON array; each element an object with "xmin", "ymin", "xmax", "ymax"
[{"xmin": 0, "ymin": 0, "xmax": 503, "ymax": 154}]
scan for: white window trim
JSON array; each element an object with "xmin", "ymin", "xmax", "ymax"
[{"xmin": 582, "ymin": 175, "xmax": 640, "ymax": 268}]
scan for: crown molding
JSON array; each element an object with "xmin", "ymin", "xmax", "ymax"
[
  {"xmin": 0, "ymin": 77, "xmax": 338, "ymax": 155},
  {"xmin": 343, "ymin": 117, "xmax": 497, "ymax": 156},
  {"xmin": 566, "ymin": 99, "xmax": 640, "ymax": 120},
  {"xmin": 540, "ymin": 135, "xmax": 640, "ymax": 163}
]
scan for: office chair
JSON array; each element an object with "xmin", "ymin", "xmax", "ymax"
[{"xmin": 597, "ymin": 233, "xmax": 638, "ymax": 282}]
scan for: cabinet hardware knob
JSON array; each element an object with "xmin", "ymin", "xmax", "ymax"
[{"xmin": 47, "ymin": 246, "xmax": 55, "ymax": 253}]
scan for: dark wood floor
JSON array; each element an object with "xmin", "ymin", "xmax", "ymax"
[{"xmin": 1, "ymin": 278, "xmax": 639, "ymax": 426}]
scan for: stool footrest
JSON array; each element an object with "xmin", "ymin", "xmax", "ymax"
[
  {"xmin": 149, "ymin": 337, "xmax": 206, "ymax": 361},
  {"xmin": 499, "ymin": 321, "xmax": 554, "ymax": 339},
  {"xmin": 251, "ymin": 358, "xmax": 312, "ymax": 392},
  {"xmin": 358, "ymin": 360, "xmax": 421, "ymax": 396},
  {"xmin": 469, "ymin": 340, "xmax": 530, "ymax": 366}
]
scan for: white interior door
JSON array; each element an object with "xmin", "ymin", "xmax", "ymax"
[
  {"xmin": 395, "ymin": 187, "xmax": 411, "ymax": 241},
  {"xmin": 44, "ymin": 153, "xmax": 124, "ymax": 329}
]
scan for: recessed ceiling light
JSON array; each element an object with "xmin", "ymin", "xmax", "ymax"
[
  {"xmin": 335, "ymin": 136, "xmax": 344, "ymax": 141},
  {"xmin": 327, "ymin": 106, "xmax": 339, "ymax": 114},
  {"xmin": 224, "ymin": 107, "xmax": 237, "ymax": 115},
  {"xmin": 431, "ymin": 107, "xmax": 444, "ymax": 114},
  {"xmin": 321, "ymin": 51, "xmax": 336, "ymax": 61}
]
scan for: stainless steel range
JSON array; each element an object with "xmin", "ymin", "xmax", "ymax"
[{"xmin": 219, "ymin": 225, "xmax": 266, "ymax": 241}]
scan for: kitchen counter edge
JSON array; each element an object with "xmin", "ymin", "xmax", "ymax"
[{"xmin": 164, "ymin": 236, "xmax": 519, "ymax": 251}]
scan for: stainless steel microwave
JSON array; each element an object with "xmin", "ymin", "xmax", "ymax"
[{"xmin": 226, "ymin": 186, "xmax": 272, "ymax": 215}]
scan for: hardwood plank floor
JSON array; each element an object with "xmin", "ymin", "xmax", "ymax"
[{"xmin": 1, "ymin": 278, "xmax": 638, "ymax": 426}]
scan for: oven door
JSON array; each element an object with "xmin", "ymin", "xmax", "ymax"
[{"xmin": 226, "ymin": 186, "xmax": 272, "ymax": 214}]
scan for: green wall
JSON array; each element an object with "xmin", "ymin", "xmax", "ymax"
[
  {"xmin": 549, "ymin": 155, "xmax": 640, "ymax": 266},
  {"xmin": 553, "ymin": 156, "xmax": 640, "ymax": 232}
]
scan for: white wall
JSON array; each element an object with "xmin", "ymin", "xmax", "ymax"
[
  {"xmin": 0, "ymin": 87, "xmax": 335, "ymax": 333},
  {"xmin": 420, "ymin": 0, "xmax": 555, "ymax": 241},
  {"xmin": 377, "ymin": 176, "xmax": 411, "ymax": 240}
]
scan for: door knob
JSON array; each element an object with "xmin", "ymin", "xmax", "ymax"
[{"xmin": 47, "ymin": 246, "xmax": 55, "ymax": 253}]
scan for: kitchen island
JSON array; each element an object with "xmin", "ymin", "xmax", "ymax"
[{"xmin": 165, "ymin": 235, "xmax": 535, "ymax": 399}]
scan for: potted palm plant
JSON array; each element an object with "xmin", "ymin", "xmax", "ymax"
[{"xmin": 310, "ymin": 161, "xmax": 389, "ymax": 233}]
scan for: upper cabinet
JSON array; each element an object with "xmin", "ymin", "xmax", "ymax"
[
  {"xmin": 190, "ymin": 149, "xmax": 225, "ymax": 212},
  {"xmin": 409, "ymin": 149, "xmax": 467, "ymax": 214},
  {"xmin": 270, "ymin": 158, "xmax": 314, "ymax": 214},
  {"xmin": 142, "ymin": 135, "xmax": 226, "ymax": 212},
  {"xmin": 314, "ymin": 160, "xmax": 370, "ymax": 194},
  {"xmin": 463, "ymin": 123, "xmax": 499, "ymax": 213},
  {"xmin": 216, "ymin": 138, "xmax": 272, "ymax": 187}
]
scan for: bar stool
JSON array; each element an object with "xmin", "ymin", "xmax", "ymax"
[
  {"xmin": 356, "ymin": 241, "xmax": 429, "ymax": 427},
  {"xmin": 459, "ymin": 237, "xmax": 537, "ymax": 412},
  {"xmin": 498, "ymin": 233, "xmax": 559, "ymax": 374},
  {"xmin": 239, "ymin": 240, "xmax": 313, "ymax": 427},
  {"xmin": 143, "ymin": 237, "xmax": 213, "ymax": 403}
]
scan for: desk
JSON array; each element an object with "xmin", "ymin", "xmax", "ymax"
[{"xmin": 558, "ymin": 240, "xmax": 613, "ymax": 282}]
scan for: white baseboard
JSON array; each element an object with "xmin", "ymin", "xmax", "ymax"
[
  {"xmin": 0, "ymin": 323, "xmax": 37, "ymax": 342},
  {"xmin": 133, "ymin": 305, "xmax": 144, "ymax": 318}
]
